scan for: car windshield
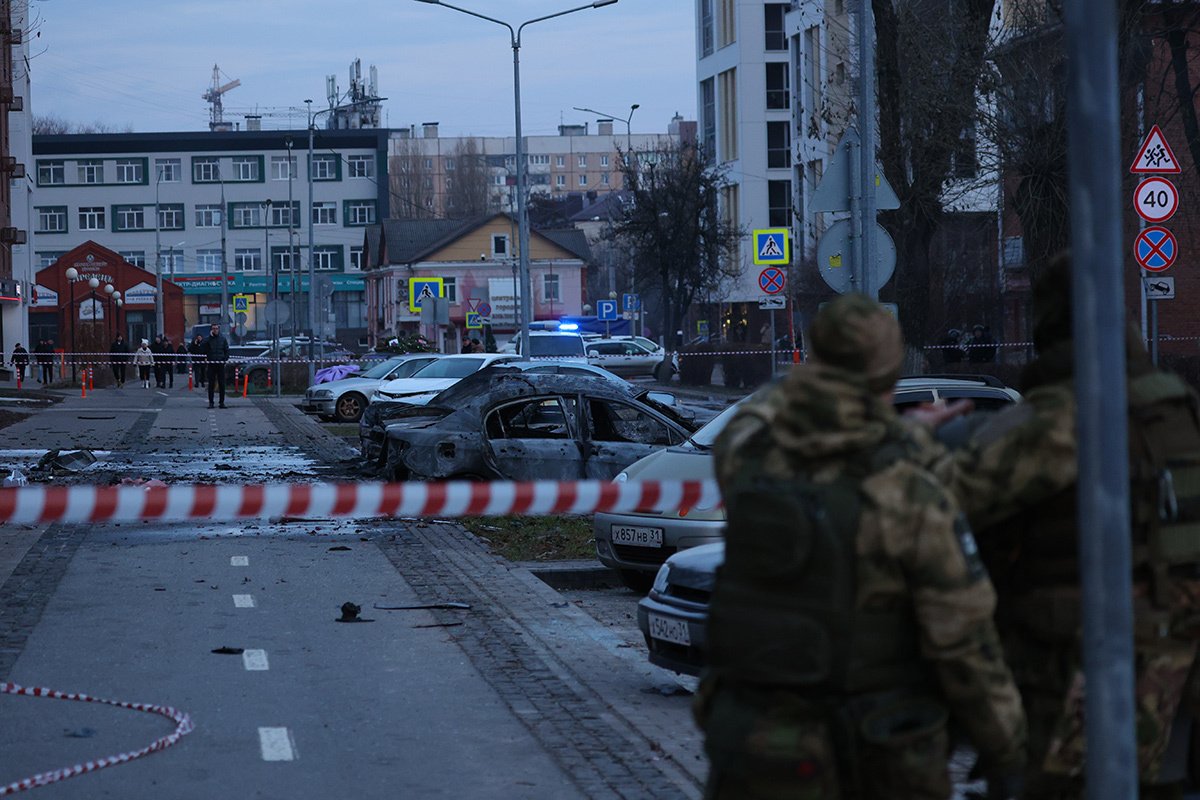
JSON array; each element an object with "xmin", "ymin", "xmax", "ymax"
[
  {"xmin": 360, "ymin": 358, "xmax": 407, "ymax": 380},
  {"xmin": 529, "ymin": 337, "xmax": 584, "ymax": 357},
  {"xmin": 688, "ymin": 403, "xmax": 744, "ymax": 449},
  {"xmin": 410, "ymin": 357, "xmax": 485, "ymax": 379}
]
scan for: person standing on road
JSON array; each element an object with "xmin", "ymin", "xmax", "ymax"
[
  {"xmin": 162, "ymin": 337, "xmax": 175, "ymax": 388},
  {"xmin": 133, "ymin": 339, "xmax": 154, "ymax": 388},
  {"xmin": 189, "ymin": 334, "xmax": 207, "ymax": 388},
  {"xmin": 204, "ymin": 323, "xmax": 229, "ymax": 408},
  {"xmin": 110, "ymin": 334, "xmax": 130, "ymax": 388},
  {"xmin": 697, "ymin": 294, "xmax": 1026, "ymax": 799},
  {"xmin": 9, "ymin": 343, "xmax": 28, "ymax": 383},
  {"xmin": 175, "ymin": 341, "xmax": 189, "ymax": 379},
  {"xmin": 923, "ymin": 252, "xmax": 1200, "ymax": 798},
  {"xmin": 33, "ymin": 340, "xmax": 50, "ymax": 383}
]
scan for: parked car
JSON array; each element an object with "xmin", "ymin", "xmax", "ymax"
[
  {"xmin": 370, "ymin": 372, "xmax": 696, "ymax": 481},
  {"xmin": 513, "ymin": 331, "xmax": 588, "ymax": 361},
  {"xmin": 301, "ymin": 353, "xmax": 443, "ymax": 422},
  {"xmin": 369, "ymin": 353, "xmax": 519, "ymax": 404},
  {"xmin": 632, "ymin": 374, "xmax": 1023, "ymax": 676},
  {"xmin": 585, "ymin": 338, "xmax": 668, "ymax": 378}
]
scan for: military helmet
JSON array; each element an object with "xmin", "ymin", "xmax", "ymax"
[{"xmin": 808, "ymin": 294, "xmax": 904, "ymax": 393}]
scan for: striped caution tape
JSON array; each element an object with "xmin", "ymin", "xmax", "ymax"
[
  {"xmin": 0, "ymin": 479, "xmax": 722, "ymax": 525},
  {"xmin": 0, "ymin": 682, "xmax": 194, "ymax": 796}
]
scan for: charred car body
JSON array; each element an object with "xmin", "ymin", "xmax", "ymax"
[{"xmin": 361, "ymin": 369, "xmax": 697, "ymax": 482}]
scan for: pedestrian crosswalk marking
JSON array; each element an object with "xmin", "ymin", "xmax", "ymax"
[{"xmin": 759, "ymin": 237, "xmax": 782, "ymax": 258}]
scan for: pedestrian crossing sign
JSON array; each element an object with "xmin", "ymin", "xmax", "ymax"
[
  {"xmin": 408, "ymin": 278, "xmax": 444, "ymax": 313},
  {"xmin": 465, "ymin": 312, "xmax": 483, "ymax": 330},
  {"xmin": 753, "ymin": 228, "xmax": 790, "ymax": 265},
  {"xmin": 233, "ymin": 294, "xmax": 251, "ymax": 313}
]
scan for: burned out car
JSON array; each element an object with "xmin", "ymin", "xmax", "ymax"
[{"xmin": 364, "ymin": 370, "xmax": 697, "ymax": 482}]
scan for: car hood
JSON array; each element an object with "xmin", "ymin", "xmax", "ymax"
[
  {"xmin": 308, "ymin": 376, "xmax": 376, "ymax": 394},
  {"xmin": 664, "ymin": 542, "xmax": 725, "ymax": 593},
  {"xmin": 620, "ymin": 445, "xmax": 722, "ymax": 521},
  {"xmin": 375, "ymin": 377, "xmax": 460, "ymax": 397}
]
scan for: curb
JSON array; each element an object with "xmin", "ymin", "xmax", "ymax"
[{"xmin": 521, "ymin": 559, "xmax": 621, "ymax": 590}]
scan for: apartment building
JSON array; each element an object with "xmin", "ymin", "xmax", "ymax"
[
  {"xmin": 30, "ymin": 128, "xmax": 390, "ymax": 347},
  {"xmin": 0, "ymin": 0, "xmax": 27, "ymax": 358}
]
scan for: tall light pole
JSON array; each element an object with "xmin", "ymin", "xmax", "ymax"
[
  {"xmin": 415, "ymin": 0, "xmax": 619, "ymax": 357},
  {"xmin": 262, "ymin": 199, "xmax": 274, "ymax": 351},
  {"xmin": 285, "ymin": 136, "xmax": 297, "ymax": 347},
  {"xmin": 572, "ymin": 102, "xmax": 638, "ymax": 152},
  {"xmin": 306, "ymin": 99, "xmax": 332, "ymax": 383},
  {"xmin": 154, "ymin": 167, "xmax": 165, "ymax": 338},
  {"xmin": 65, "ymin": 267, "xmax": 78, "ymax": 381}
]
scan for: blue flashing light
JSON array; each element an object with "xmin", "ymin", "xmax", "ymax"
[{"xmin": 558, "ymin": 323, "xmax": 579, "ymax": 331}]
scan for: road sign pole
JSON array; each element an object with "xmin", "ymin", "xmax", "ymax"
[
  {"xmin": 787, "ymin": 297, "xmax": 799, "ymax": 364},
  {"xmin": 769, "ymin": 309, "xmax": 777, "ymax": 378},
  {"xmin": 1152, "ymin": 300, "xmax": 1159, "ymax": 366},
  {"xmin": 858, "ymin": 0, "xmax": 877, "ymax": 300}
]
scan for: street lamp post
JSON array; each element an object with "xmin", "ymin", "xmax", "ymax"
[
  {"xmin": 104, "ymin": 284, "xmax": 115, "ymax": 340},
  {"xmin": 154, "ymin": 167, "xmax": 165, "ymax": 338},
  {"xmin": 415, "ymin": 0, "xmax": 619, "ymax": 358},
  {"xmin": 87, "ymin": 278, "xmax": 100, "ymax": 360},
  {"xmin": 65, "ymin": 267, "xmax": 78, "ymax": 381},
  {"xmin": 572, "ymin": 102, "xmax": 638, "ymax": 152}
]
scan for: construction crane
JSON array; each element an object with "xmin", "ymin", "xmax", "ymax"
[{"xmin": 203, "ymin": 64, "xmax": 241, "ymax": 132}]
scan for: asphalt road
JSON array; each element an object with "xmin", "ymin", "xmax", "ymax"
[{"xmin": 0, "ymin": 388, "xmax": 704, "ymax": 799}]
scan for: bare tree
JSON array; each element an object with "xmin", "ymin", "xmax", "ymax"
[
  {"xmin": 32, "ymin": 114, "xmax": 133, "ymax": 135},
  {"xmin": 608, "ymin": 142, "xmax": 743, "ymax": 348},
  {"xmin": 445, "ymin": 138, "xmax": 491, "ymax": 218},
  {"xmin": 388, "ymin": 137, "xmax": 435, "ymax": 220}
]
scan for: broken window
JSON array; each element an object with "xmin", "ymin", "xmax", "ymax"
[
  {"xmin": 587, "ymin": 400, "xmax": 680, "ymax": 446},
  {"xmin": 485, "ymin": 397, "xmax": 574, "ymax": 440}
]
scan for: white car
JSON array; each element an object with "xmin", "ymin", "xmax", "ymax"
[
  {"xmin": 369, "ymin": 353, "xmax": 520, "ymax": 403},
  {"xmin": 301, "ymin": 353, "xmax": 443, "ymax": 422},
  {"xmin": 586, "ymin": 338, "xmax": 667, "ymax": 378}
]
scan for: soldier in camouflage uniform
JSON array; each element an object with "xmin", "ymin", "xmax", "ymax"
[
  {"xmin": 928, "ymin": 252, "xmax": 1200, "ymax": 799},
  {"xmin": 698, "ymin": 294, "xmax": 1027, "ymax": 799}
]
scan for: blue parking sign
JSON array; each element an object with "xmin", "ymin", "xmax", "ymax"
[
  {"xmin": 597, "ymin": 299, "xmax": 618, "ymax": 321},
  {"xmin": 622, "ymin": 293, "xmax": 640, "ymax": 312}
]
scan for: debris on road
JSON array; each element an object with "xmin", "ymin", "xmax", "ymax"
[
  {"xmin": 3, "ymin": 468, "xmax": 27, "ymax": 487},
  {"xmin": 211, "ymin": 646, "xmax": 245, "ymax": 655},
  {"xmin": 373, "ymin": 601, "xmax": 472, "ymax": 611},
  {"xmin": 32, "ymin": 449, "xmax": 98, "ymax": 475},
  {"xmin": 327, "ymin": 545, "xmax": 352, "ymax": 552},
  {"xmin": 63, "ymin": 728, "xmax": 97, "ymax": 739},
  {"xmin": 336, "ymin": 602, "xmax": 374, "ymax": 623},
  {"xmin": 413, "ymin": 622, "xmax": 464, "ymax": 629}
]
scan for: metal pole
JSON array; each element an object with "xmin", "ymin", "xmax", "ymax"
[
  {"xmin": 1151, "ymin": 300, "xmax": 1159, "ymax": 366},
  {"xmin": 307, "ymin": 101, "xmax": 317, "ymax": 384},
  {"xmin": 286, "ymin": 137, "xmax": 296, "ymax": 400},
  {"xmin": 848, "ymin": 131, "xmax": 863, "ymax": 293},
  {"xmin": 769, "ymin": 308, "xmax": 776, "ymax": 377},
  {"xmin": 1064, "ymin": 1, "xmax": 1136, "ymax": 797},
  {"xmin": 154, "ymin": 169, "xmax": 164, "ymax": 338},
  {"xmin": 219, "ymin": 167, "xmax": 229, "ymax": 336},
  {"xmin": 858, "ymin": 0, "xmax": 876, "ymax": 299},
  {"xmin": 513, "ymin": 36, "xmax": 532, "ymax": 357}
]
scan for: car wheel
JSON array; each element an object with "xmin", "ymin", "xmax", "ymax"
[
  {"xmin": 617, "ymin": 569, "xmax": 654, "ymax": 593},
  {"xmin": 335, "ymin": 393, "xmax": 367, "ymax": 423}
]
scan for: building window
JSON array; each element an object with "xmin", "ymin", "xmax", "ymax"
[
  {"xmin": 494, "ymin": 175, "xmax": 506, "ymax": 186},
  {"xmin": 700, "ymin": 0, "xmax": 714, "ymax": 56},
  {"xmin": 271, "ymin": 247, "xmax": 298, "ymax": 272},
  {"xmin": 444, "ymin": 158, "xmax": 456, "ymax": 172},
  {"xmin": 193, "ymin": 158, "xmax": 219, "ymax": 182},
  {"xmin": 312, "ymin": 202, "xmax": 337, "ymax": 225},
  {"xmin": 445, "ymin": 177, "xmax": 454, "ymax": 191},
  {"xmin": 35, "ymin": 206, "xmax": 67, "ymax": 233},
  {"xmin": 79, "ymin": 206, "xmax": 105, "ymax": 230},
  {"xmin": 804, "ymin": 27, "xmax": 820, "ymax": 120},
  {"xmin": 578, "ymin": 174, "xmax": 588, "ymax": 186},
  {"xmin": 443, "ymin": 276, "xmax": 457, "ymax": 304},
  {"xmin": 311, "ymin": 154, "xmax": 338, "ymax": 180},
  {"xmin": 766, "ymin": 62, "xmax": 789, "ymax": 109},
  {"xmin": 555, "ymin": 155, "xmax": 565, "ymax": 168},
  {"xmin": 232, "ymin": 156, "xmax": 260, "ymax": 182},
  {"xmin": 349, "ymin": 247, "xmax": 364, "ymax": 271},
  {"xmin": 77, "ymin": 160, "xmax": 104, "ymax": 184},
  {"xmin": 196, "ymin": 249, "xmax": 223, "ymax": 273},
  {"xmin": 161, "ymin": 250, "xmax": 183, "ymax": 272},
  {"xmin": 530, "ymin": 154, "xmax": 549, "ymax": 165},
  {"xmin": 720, "ymin": 183, "xmax": 739, "ymax": 230},
  {"xmin": 718, "ymin": 0, "xmax": 736, "ymax": 48},
  {"xmin": 348, "ymin": 154, "xmax": 375, "ymax": 178},
  {"xmin": 155, "ymin": 158, "xmax": 181, "ymax": 182},
  {"xmin": 120, "ymin": 251, "xmax": 146, "ymax": 268},
  {"xmin": 345, "ymin": 200, "xmax": 376, "ymax": 226},
  {"xmin": 768, "ymin": 179, "xmax": 792, "ymax": 227},
  {"xmin": 600, "ymin": 154, "xmax": 609, "ymax": 167},
  {"xmin": 424, "ymin": 158, "xmax": 434, "ymax": 170},
  {"xmin": 37, "ymin": 161, "xmax": 64, "ymax": 185},
  {"xmin": 158, "ymin": 204, "xmax": 184, "ymax": 230},
  {"xmin": 718, "ymin": 68, "xmax": 738, "ymax": 162},
  {"xmin": 37, "ymin": 251, "xmax": 67, "ymax": 267},
  {"xmin": 556, "ymin": 174, "xmax": 566, "ymax": 187},
  {"xmin": 543, "ymin": 273, "xmax": 560, "ymax": 303},
  {"xmin": 767, "ymin": 121, "xmax": 791, "ymax": 169},
  {"xmin": 492, "ymin": 234, "xmax": 509, "ymax": 258},
  {"xmin": 233, "ymin": 205, "xmax": 261, "ymax": 228},
  {"xmin": 271, "ymin": 156, "xmax": 296, "ymax": 180},
  {"xmin": 313, "ymin": 246, "xmax": 342, "ymax": 271},
  {"xmin": 116, "ymin": 159, "xmax": 144, "ymax": 184},
  {"xmin": 1002, "ymin": 236, "xmax": 1025, "ymax": 269},
  {"xmin": 270, "ymin": 202, "xmax": 299, "ymax": 227},
  {"xmin": 701, "ymin": 78, "xmax": 716, "ymax": 150},
  {"xmin": 602, "ymin": 173, "xmax": 610, "ymax": 185},
  {"xmin": 578, "ymin": 156, "xmax": 587, "ymax": 168},
  {"xmin": 234, "ymin": 248, "xmax": 261, "ymax": 271},
  {"xmin": 764, "ymin": 4, "xmax": 787, "ymax": 50},
  {"xmin": 195, "ymin": 204, "xmax": 222, "ymax": 228},
  {"xmin": 423, "ymin": 177, "xmax": 433, "ymax": 190},
  {"xmin": 114, "ymin": 205, "xmax": 146, "ymax": 231}
]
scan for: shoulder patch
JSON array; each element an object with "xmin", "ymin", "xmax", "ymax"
[{"xmin": 954, "ymin": 514, "xmax": 987, "ymax": 582}]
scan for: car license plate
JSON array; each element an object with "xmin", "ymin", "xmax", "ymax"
[
  {"xmin": 611, "ymin": 525, "xmax": 663, "ymax": 548},
  {"xmin": 649, "ymin": 613, "xmax": 691, "ymax": 647}
]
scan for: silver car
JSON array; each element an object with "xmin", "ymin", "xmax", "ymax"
[{"xmin": 301, "ymin": 353, "xmax": 442, "ymax": 422}]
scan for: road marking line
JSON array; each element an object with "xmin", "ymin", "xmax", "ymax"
[
  {"xmin": 242, "ymin": 649, "xmax": 269, "ymax": 671},
  {"xmin": 258, "ymin": 727, "xmax": 295, "ymax": 761},
  {"xmin": 230, "ymin": 556, "xmax": 249, "ymax": 566},
  {"xmin": 233, "ymin": 594, "xmax": 255, "ymax": 608}
]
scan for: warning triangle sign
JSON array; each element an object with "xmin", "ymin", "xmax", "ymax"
[
  {"xmin": 1130, "ymin": 125, "xmax": 1181, "ymax": 174},
  {"xmin": 759, "ymin": 236, "xmax": 782, "ymax": 258}
]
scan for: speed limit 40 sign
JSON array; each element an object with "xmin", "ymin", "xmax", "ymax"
[{"xmin": 1134, "ymin": 177, "xmax": 1179, "ymax": 223}]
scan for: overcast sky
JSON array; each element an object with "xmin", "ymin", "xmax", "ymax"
[{"xmin": 26, "ymin": 0, "xmax": 697, "ymax": 138}]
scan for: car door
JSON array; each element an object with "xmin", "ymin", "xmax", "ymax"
[
  {"xmin": 482, "ymin": 395, "xmax": 585, "ymax": 480},
  {"xmin": 582, "ymin": 397, "xmax": 687, "ymax": 479}
]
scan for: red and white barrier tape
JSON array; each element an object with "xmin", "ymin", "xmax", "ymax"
[
  {"xmin": 0, "ymin": 479, "xmax": 721, "ymax": 525},
  {"xmin": 0, "ymin": 682, "xmax": 193, "ymax": 796}
]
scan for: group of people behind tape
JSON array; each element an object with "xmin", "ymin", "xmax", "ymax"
[
  {"xmin": 939, "ymin": 322, "xmax": 999, "ymax": 363},
  {"xmin": 701, "ymin": 251, "xmax": 1200, "ymax": 799}
]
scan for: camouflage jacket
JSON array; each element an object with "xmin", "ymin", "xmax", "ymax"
[{"xmin": 712, "ymin": 363, "xmax": 1027, "ymax": 772}]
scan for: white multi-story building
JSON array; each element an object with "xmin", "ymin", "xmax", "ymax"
[
  {"xmin": 1, "ymin": 0, "xmax": 31, "ymax": 357},
  {"xmin": 30, "ymin": 128, "xmax": 390, "ymax": 346}
]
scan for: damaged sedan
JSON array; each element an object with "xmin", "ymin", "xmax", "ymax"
[{"xmin": 366, "ymin": 370, "xmax": 696, "ymax": 482}]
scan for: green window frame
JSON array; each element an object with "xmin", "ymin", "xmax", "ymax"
[
  {"xmin": 36, "ymin": 161, "xmax": 65, "ymax": 186},
  {"xmin": 112, "ymin": 204, "xmax": 151, "ymax": 232},
  {"xmin": 115, "ymin": 158, "xmax": 149, "ymax": 185},
  {"xmin": 192, "ymin": 157, "xmax": 221, "ymax": 183},
  {"xmin": 35, "ymin": 206, "xmax": 67, "ymax": 234},
  {"xmin": 343, "ymin": 199, "xmax": 377, "ymax": 227},
  {"xmin": 309, "ymin": 153, "xmax": 341, "ymax": 181},
  {"xmin": 230, "ymin": 155, "xmax": 265, "ymax": 183},
  {"xmin": 157, "ymin": 203, "xmax": 185, "ymax": 231},
  {"xmin": 313, "ymin": 245, "xmax": 344, "ymax": 271}
]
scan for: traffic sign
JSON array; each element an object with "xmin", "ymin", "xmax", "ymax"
[
  {"xmin": 753, "ymin": 229, "xmax": 790, "ymax": 265},
  {"xmin": 758, "ymin": 267, "xmax": 786, "ymax": 295},
  {"xmin": 1133, "ymin": 177, "xmax": 1179, "ymax": 223},
  {"xmin": 817, "ymin": 220, "xmax": 897, "ymax": 294},
  {"xmin": 622, "ymin": 293, "xmax": 640, "ymax": 312},
  {"xmin": 810, "ymin": 127, "xmax": 901, "ymax": 212},
  {"xmin": 476, "ymin": 301, "xmax": 492, "ymax": 319},
  {"xmin": 465, "ymin": 312, "xmax": 483, "ymax": 330},
  {"xmin": 233, "ymin": 294, "xmax": 250, "ymax": 313},
  {"xmin": 263, "ymin": 299, "xmax": 290, "ymax": 326},
  {"xmin": 758, "ymin": 296, "xmax": 786, "ymax": 310},
  {"xmin": 1130, "ymin": 125, "xmax": 1181, "ymax": 174},
  {"xmin": 408, "ymin": 278, "xmax": 444, "ymax": 313},
  {"xmin": 1134, "ymin": 226, "xmax": 1178, "ymax": 272},
  {"xmin": 1144, "ymin": 276, "xmax": 1175, "ymax": 300},
  {"xmin": 597, "ymin": 299, "xmax": 618, "ymax": 321}
]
